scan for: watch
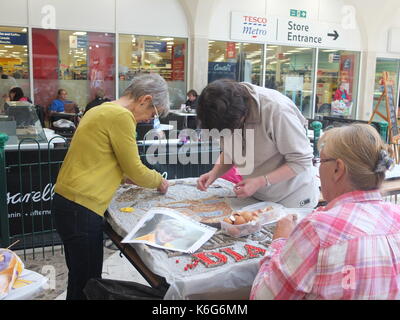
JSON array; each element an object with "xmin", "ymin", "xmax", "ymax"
[{"xmin": 264, "ymin": 175, "xmax": 271, "ymax": 187}]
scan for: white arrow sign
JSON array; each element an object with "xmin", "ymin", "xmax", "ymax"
[
  {"xmin": 230, "ymin": 13, "xmax": 362, "ymax": 51},
  {"xmin": 276, "ymin": 17, "xmax": 361, "ymax": 50}
]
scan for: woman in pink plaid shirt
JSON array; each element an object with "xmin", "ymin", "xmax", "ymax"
[{"xmin": 251, "ymin": 123, "xmax": 400, "ymax": 300}]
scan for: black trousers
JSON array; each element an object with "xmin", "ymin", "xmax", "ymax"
[{"xmin": 52, "ymin": 193, "xmax": 104, "ymax": 300}]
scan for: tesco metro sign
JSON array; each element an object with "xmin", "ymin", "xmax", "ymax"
[{"xmin": 231, "ymin": 12, "xmax": 275, "ymax": 42}]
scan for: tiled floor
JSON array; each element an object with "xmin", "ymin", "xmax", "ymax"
[{"xmin": 18, "ymin": 241, "xmax": 149, "ymax": 300}]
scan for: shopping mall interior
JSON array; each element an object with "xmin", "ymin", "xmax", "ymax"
[{"xmin": 1, "ymin": 0, "xmax": 400, "ymax": 302}]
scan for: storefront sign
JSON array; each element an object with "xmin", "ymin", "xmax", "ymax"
[
  {"xmin": 77, "ymin": 35, "xmax": 87, "ymax": 48},
  {"xmin": 276, "ymin": 17, "xmax": 360, "ymax": 50},
  {"xmin": 208, "ymin": 62, "xmax": 237, "ymax": 83},
  {"xmin": 230, "ymin": 12, "xmax": 361, "ymax": 50},
  {"xmin": 145, "ymin": 40, "xmax": 167, "ymax": 52},
  {"xmin": 0, "ymin": 32, "xmax": 27, "ymax": 45},
  {"xmin": 230, "ymin": 12, "xmax": 275, "ymax": 42},
  {"xmin": 328, "ymin": 53, "xmax": 341, "ymax": 63}
]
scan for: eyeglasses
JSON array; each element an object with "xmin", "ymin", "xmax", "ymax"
[
  {"xmin": 151, "ymin": 101, "xmax": 161, "ymax": 129},
  {"xmin": 151, "ymin": 102, "xmax": 159, "ymax": 120},
  {"xmin": 312, "ymin": 157, "xmax": 336, "ymax": 165}
]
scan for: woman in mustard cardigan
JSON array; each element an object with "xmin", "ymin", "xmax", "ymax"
[{"xmin": 52, "ymin": 73, "xmax": 170, "ymax": 300}]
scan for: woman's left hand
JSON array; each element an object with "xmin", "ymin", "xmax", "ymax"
[{"xmin": 233, "ymin": 176, "xmax": 265, "ymax": 198}]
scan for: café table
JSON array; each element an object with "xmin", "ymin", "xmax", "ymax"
[{"xmin": 169, "ymin": 109, "xmax": 197, "ymax": 128}]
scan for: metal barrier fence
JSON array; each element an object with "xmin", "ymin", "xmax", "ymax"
[{"xmin": 0, "ymin": 135, "xmax": 219, "ymax": 259}]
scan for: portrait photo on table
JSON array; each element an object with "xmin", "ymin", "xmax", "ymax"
[{"xmin": 122, "ymin": 208, "xmax": 217, "ymax": 253}]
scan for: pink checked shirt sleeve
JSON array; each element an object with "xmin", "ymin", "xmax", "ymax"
[{"xmin": 250, "ymin": 218, "xmax": 320, "ymax": 300}]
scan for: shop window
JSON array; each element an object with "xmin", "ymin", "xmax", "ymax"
[
  {"xmin": 264, "ymin": 45, "xmax": 315, "ymax": 118},
  {"xmin": 32, "ymin": 29, "xmax": 115, "ymax": 114},
  {"xmin": 371, "ymin": 58, "xmax": 400, "ymax": 122},
  {"xmin": 315, "ymin": 50, "xmax": 360, "ymax": 119},
  {"xmin": 0, "ymin": 26, "xmax": 30, "ymax": 111},
  {"xmin": 119, "ymin": 34, "xmax": 187, "ymax": 108},
  {"xmin": 208, "ymin": 41, "xmax": 263, "ymax": 86}
]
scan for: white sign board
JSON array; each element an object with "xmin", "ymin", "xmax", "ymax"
[
  {"xmin": 230, "ymin": 12, "xmax": 276, "ymax": 42},
  {"xmin": 230, "ymin": 13, "xmax": 361, "ymax": 51},
  {"xmin": 285, "ymin": 76, "xmax": 304, "ymax": 91},
  {"xmin": 69, "ymin": 35, "xmax": 77, "ymax": 49},
  {"xmin": 276, "ymin": 17, "xmax": 361, "ymax": 50}
]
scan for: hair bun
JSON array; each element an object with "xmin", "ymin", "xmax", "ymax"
[{"xmin": 374, "ymin": 150, "xmax": 394, "ymax": 173}]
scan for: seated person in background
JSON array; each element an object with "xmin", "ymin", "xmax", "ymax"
[
  {"xmin": 50, "ymin": 89, "xmax": 79, "ymax": 114},
  {"xmin": 3, "ymin": 87, "xmax": 31, "ymax": 103},
  {"xmin": 251, "ymin": 123, "xmax": 400, "ymax": 300},
  {"xmin": 84, "ymin": 88, "xmax": 110, "ymax": 115},
  {"xmin": 185, "ymin": 89, "xmax": 198, "ymax": 129},
  {"xmin": 185, "ymin": 89, "xmax": 198, "ymax": 110}
]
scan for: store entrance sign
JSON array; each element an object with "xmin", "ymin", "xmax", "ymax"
[
  {"xmin": 230, "ymin": 12, "xmax": 362, "ymax": 50},
  {"xmin": 230, "ymin": 12, "xmax": 275, "ymax": 42},
  {"xmin": 276, "ymin": 17, "xmax": 360, "ymax": 50}
]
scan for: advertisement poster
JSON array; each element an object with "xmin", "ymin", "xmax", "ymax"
[
  {"xmin": 122, "ymin": 208, "xmax": 217, "ymax": 253},
  {"xmin": 225, "ymin": 42, "xmax": 237, "ymax": 59},
  {"xmin": 339, "ymin": 54, "xmax": 355, "ymax": 94},
  {"xmin": 171, "ymin": 44, "xmax": 185, "ymax": 81}
]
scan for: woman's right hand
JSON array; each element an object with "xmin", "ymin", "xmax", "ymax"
[
  {"xmin": 157, "ymin": 178, "xmax": 169, "ymax": 194},
  {"xmin": 197, "ymin": 171, "xmax": 217, "ymax": 191}
]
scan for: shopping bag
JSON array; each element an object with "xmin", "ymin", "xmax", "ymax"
[{"xmin": 83, "ymin": 278, "xmax": 167, "ymax": 300}]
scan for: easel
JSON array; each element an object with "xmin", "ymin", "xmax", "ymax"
[{"xmin": 369, "ymin": 71, "xmax": 400, "ymax": 162}]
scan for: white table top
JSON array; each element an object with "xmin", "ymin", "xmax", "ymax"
[
  {"xmin": 106, "ymin": 178, "xmax": 314, "ymax": 300},
  {"xmin": 169, "ymin": 110, "xmax": 197, "ymax": 117}
]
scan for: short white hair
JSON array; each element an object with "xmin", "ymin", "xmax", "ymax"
[{"xmin": 122, "ymin": 73, "xmax": 170, "ymax": 117}]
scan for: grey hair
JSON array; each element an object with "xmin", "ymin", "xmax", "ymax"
[{"xmin": 122, "ymin": 73, "xmax": 170, "ymax": 117}]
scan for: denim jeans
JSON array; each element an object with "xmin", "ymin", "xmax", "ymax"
[{"xmin": 52, "ymin": 193, "xmax": 104, "ymax": 300}]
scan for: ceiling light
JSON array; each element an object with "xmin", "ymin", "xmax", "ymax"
[
  {"xmin": 73, "ymin": 32, "xmax": 87, "ymax": 36},
  {"xmin": 4, "ymin": 45, "xmax": 13, "ymax": 48},
  {"xmin": 160, "ymin": 38, "xmax": 174, "ymax": 41}
]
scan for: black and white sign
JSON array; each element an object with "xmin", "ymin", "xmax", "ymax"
[{"xmin": 231, "ymin": 13, "xmax": 361, "ymax": 50}]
